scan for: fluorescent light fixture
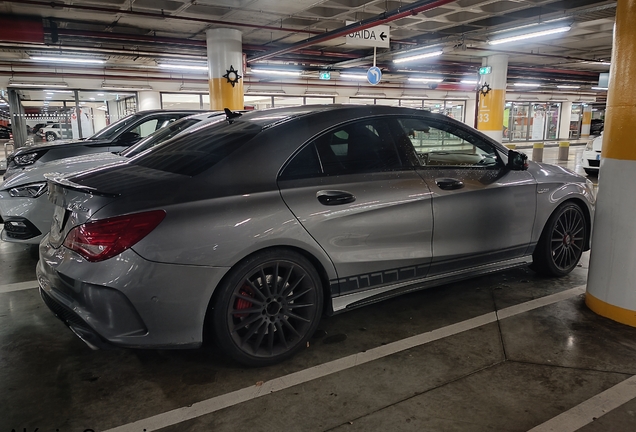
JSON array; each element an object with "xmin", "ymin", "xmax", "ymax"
[
  {"xmin": 9, "ymin": 82, "xmax": 68, "ymax": 88},
  {"xmin": 304, "ymin": 91, "xmax": 339, "ymax": 97},
  {"xmin": 179, "ymin": 86, "xmax": 209, "ymax": 93},
  {"xmin": 96, "ymin": 106, "xmax": 108, "ymax": 111},
  {"xmin": 591, "ymin": 86, "xmax": 608, "ymax": 90},
  {"xmin": 400, "ymin": 94, "xmax": 429, "ymax": 99},
  {"xmin": 339, "ymin": 73, "xmax": 367, "ymax": 80},
  {"xmin": 101, "ymin": 84, "xmax": 152, "ymax": 91},
  {"xmin": 251, "ymin": 69, "xmax": 302, "ymax": 76},
  {"xmin": 159, "ymin": 63, "xmax": 208, "ymax": 72},
  {"xmin": 393, "ymin": 50, "xmax": 443, "ymax": 64},
  {"xmin": 355, "ymin": 93, "xmax": 386, "ymax": 98},
  {"xmin": 89, "ymin": 97, "xmax": 95, "ymax": 100},
  {"xmin": 408, "ymin": 77, "xmax": 444, "ymax": 83},
  {"xmin": 31, "ymin": 56, "xmax": 104, "ymax": 64},
  {"xmin": 489, "ymin": 26, "xmax": 571, "ymax": 45},
  {"xmin": 46, "ymin": 92, "xmax": 53, "ymax": 95},
  {"xmin": 245, "ymin": 88, "xmax": 286, "ymax": 95},
  {"xmin": 514, "ymin": 82, "xmax": 541, "ymax": 87},
  {"xmin": 97, "ymin": 93, "xmax": 104, "ymax": 96},
  {"xmin": 460, "ymin": 79, "xmax": 478, "ymax": 85},
  {"xmin": 557, "ymin": 85, "xmax": 580, "ymax": 89}
]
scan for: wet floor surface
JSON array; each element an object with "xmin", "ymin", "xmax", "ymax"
[{"xmin": 2, "ymin": 150, "xmax": 634, "ymax": 432}]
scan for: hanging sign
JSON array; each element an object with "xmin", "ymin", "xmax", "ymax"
[{"xmin": 345, "ymin": 22, "xmax": 390, "ymax": 48}]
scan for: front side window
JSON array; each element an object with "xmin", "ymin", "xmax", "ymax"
[{"xmin": 397, "ymin": 118, "xmax": 500, "ymax": 168}]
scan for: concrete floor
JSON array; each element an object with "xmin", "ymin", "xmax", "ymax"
[{"xmin": 3, "ymin": 145, "xmax": 635, "ymax": 432}]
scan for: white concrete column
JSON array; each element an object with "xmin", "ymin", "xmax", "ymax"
[
  {"xmin": 138, "ymin": 91, "xmax": 161, "ymax": 111},
  {"xmin": 586, "ymin": 0, "xmax": 636, "ymax": 328},
  {"xmin": 464, "ymin": 98, "xmax": 477, "ymax": 127},
  {"xmin": 207, "ymin": 28, "xmax": 244, "ymax": 110},
  {"xmin": 477, "ymin": 54, "xmax": 508, "ymax": 143},
  {"xmin": 558, "ymin": 101, "xmax": 572, "ymax": 140}
]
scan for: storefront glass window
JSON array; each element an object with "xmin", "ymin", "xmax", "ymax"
[{"xmin": 506, "ymin": 102, "xmax": 562, "ymax": 142}]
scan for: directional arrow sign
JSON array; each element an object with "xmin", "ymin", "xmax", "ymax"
[
  {"xmin": 345, "ymin": 22, "xmax": 390, "ymax": 48},
  {"xmin": 367, "ymin": 66, "xmax": 382, "ymax": 85}
]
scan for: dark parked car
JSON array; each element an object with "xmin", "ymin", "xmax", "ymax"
[
  {"xmin": 590, "ymin": 119, "xmax": 604, "ymax": 136},
  {"xmin": 4, "ymin": 109, "xmax": 205, "ymax": 178},
  {"xmin": 0, "ymin": 125, "xmax": 11, "ymax": 139},
  {"xmin": 38, "ymin": 105, "xmax": 595, "ymax": 366}
]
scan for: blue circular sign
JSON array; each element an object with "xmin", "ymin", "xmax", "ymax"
[{"xmin": 367, "ymin": 67, "xmax": 382, "ymax": 85}]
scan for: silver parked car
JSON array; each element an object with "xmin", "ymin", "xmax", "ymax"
[
  {"xmin": 37, "ymin": 105, "xmax": 595, "ymax": 366},
  {"xmin": 0, "ymin": 112, "xmax": 222, "ymax": 244}
]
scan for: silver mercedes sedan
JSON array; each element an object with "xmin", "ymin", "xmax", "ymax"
[{"xmin": 37, "ymin": 105, "xmax": 595, "ymax": 366}]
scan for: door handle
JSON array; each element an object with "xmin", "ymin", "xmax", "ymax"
[
  {"xmin": 316, "ymin": 190, "xmax": 356, "ymax": 206},
  {"xmin": 435, "ymin": 178, "xmax": 465, "ymax": 190}
]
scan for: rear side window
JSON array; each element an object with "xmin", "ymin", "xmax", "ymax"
[
  {"xmin": 280, "ymin": 118, "xmax": 404, "ymax": 180},
  {"xmin": 130, "ymin": 120, "xmax": 261, "ymax": 176}
]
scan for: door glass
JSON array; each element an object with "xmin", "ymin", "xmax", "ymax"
[
  {"xmin": 312, "ymin": 118, "xmax": 403, "ymax": 175},
  {"xmin": 397, "ymin": 118, "xmax": 500, "ymax": 168}
]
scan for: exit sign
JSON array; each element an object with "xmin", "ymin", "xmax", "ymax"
[
  {"xmin": 479, "ymin": 66, "xmax": 492, "ymax": 75},
  {"xmin": 319, "ymin": 71, "xmax": 331, "ymax": 80}
]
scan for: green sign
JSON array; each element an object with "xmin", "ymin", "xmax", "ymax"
[
  {"xmin": 479, "ymin": 66, "xmax": 492, "ymax": 75},
  {"xmin": 319, "ymin": 71, "xmax": 331, "ymax": 80}
]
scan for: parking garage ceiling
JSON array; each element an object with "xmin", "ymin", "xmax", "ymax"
[{"xmin": 0, "ymin": 0, "xmax": 616, "ymax": 98}]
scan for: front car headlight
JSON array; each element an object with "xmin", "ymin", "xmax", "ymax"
[
  {"xmin": 13, "ymin": 152, "xmax": 42, "ymax": 166},
  {"xmin": 8, "ymin": 182, "xmax": 48, "ymax": 198}
]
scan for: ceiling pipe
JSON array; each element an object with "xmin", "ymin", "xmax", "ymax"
[
  {"xmin": 248, "ymin": 0, "xmax": 458, "ymax": 63},
  {"xmin": 7, "ymin": 0, "xmax": 325, "ymax": 36},
  {"xmin": 464, "ymin": 46, "xmax": 611, "ymax": 64},
  {"xmin": 50, "ymin": 29, "xmax": 364, "ymax": 61}
]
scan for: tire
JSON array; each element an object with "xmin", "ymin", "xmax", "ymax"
[
  {"xmin": 532, "ymin": 202, "xmax": 587, "ymax": 277},
  {"xmin": 584, "ymin": 168, "xmax": 598, "ymax": 176},
  {"xmin": 45, "ymin": 132, "xmax": 56, "ymax": 142},
  {"xmin": 212, "ymin": 249, "xmax": 323, "ymax": 366}
]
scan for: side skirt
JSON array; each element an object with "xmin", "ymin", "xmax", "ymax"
[{"xmin": 331, "ymin": 256, "xmax": 531, "ymax": 313}]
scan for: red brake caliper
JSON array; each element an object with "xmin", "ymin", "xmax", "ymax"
[{"xmin": 234, "ymin": 286, "xmax": 254, "ymax": 318}]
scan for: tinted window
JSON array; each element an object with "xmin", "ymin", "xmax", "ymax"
[
  {"xmin": 279, "ymin": 144, "xmax": 322, "ymax": 180},
  {"xmin": 130, "ymin": 120, "xmax": 261, "ymax": 176},
  {"xmin": 120, "ymin": 118, "xmax": 202, "ymax": 158},
  {"xmin": 397, "ymin": 118, "xmax": 500, "ymax": 168}
]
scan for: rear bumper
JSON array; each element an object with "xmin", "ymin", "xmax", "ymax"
[{"xmin": 37, "ymin": 235, "xmax": 230, "ymax": 349}]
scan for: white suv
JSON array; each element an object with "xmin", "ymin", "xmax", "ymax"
[
  {"xmin": 581, "ymin": 132, "xmax": 603, "ymax": 176},
  {"xmin": 38, "ymin": 124, "xmax": 69, "ymax": 141}
]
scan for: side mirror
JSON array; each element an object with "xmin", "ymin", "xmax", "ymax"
[
  {"xmin": 118, "ymin": 131, "xmax": 141, "ymax": 145},
  {"xmin": 507, "ymin": 149, "xmax": 529, "ymax": 171}
]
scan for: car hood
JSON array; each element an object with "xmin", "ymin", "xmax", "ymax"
[
  {"xmin": 11, "ymin": 138, "xmax": 110, "ymax": 155},
  {"xmin": 592, "ymin": 133, "xmax": 603, "ymax": 152},
  {"xmin": 1, "ymin": 152, "xmax": 125, "ymax": 190}
]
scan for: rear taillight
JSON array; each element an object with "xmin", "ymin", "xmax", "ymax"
[{"xmin": 63, "ymin": 210, "xmax": 166, "ymax": 262}]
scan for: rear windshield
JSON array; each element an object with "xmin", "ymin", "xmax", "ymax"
[
  {"xmin": 88, "ymin": 113, "xmax": 140, "ymax": 140},
  {"xmin": 129, "ymin": 120, "xmax": 261, "ymax": 176},
  {"xmin": 120, "ymin": 117, "xmax": 201, "ymax": 158}
]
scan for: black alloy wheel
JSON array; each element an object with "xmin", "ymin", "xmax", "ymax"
[
  {"xmin": 212, "ymin": 249, "xmax": 323, "ymax": 366},
  {"xmin": 533, "ymin": 202, "xmax": 587, "ymax": 277}
]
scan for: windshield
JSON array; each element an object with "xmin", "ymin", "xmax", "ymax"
[
  {"xmin": 130, "ymin": 120, "xmax": 262, "ymax": 176},
  {"xmin": 87, "ymin": 113, "xmax": 141, "ymax": 140},
  {"xmin": 120, "ymin": 118, "xmax": 202, "ymax": 158}
]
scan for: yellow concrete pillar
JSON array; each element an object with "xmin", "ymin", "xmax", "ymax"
[
  {"xmin": 477, "ymin": 54, "xmax": 508, "ymax": 143},
  {"xmin": 586, "ymin": 0, "xmax": 636, "ymax": 327},
  {"xmin": 532, "ymin": 142, "xmax": 544, "ymax": 162},
  {"xmin": 206, "ymin": 28, "xmax": 244, "ymax": 110},
  {"xmin": 580, "ymin": 105, "xmax": 592, "ymax": 138}
]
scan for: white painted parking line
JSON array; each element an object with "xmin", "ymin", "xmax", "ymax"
[
  {"xmin": 0, "ymin": 280, "xmax": 38, "ymax": 293},
  {"xmin": 103, "ymin": 285, "xmax": 586, "ymax": 432},
  {"xmin": 528, "ymin": 375, "xmax": 636, "ymax": 432},
  {"xmin": 497, "ymin": 286, "xmax": 586, "ymax": 319}
]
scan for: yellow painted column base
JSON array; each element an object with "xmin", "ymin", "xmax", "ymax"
[
  {"xmin": 209, "ymin": 78, "xmax": 244, "ymax": 111},
  {"xmin": 586, "ymin": 292, "xmax": 636, "ymax": 328}
]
